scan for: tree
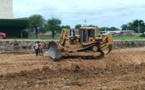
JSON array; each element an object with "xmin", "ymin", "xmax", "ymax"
[
  {"xmin": 59, "ymin": 25, "xmax": 71, "ymax": 33},
  {"xmin": 61, "ymin": 25, "xmax": 71, "ymax": 29},
  {"xmin": 121, "ymin": 24, "xmax": 128, "ymax": 30},
  {"xmin": 99, "ymin": 27, "xmax": 109, "ymax": 31},
  {"xmin": 109, "ymin": 27, "xmax": 118, "ymax": 30},
  {"xmin": 121, "ymin": 19, "xmax": 145, "ymax": 33},
  {"xmin": 47, "ymin": 18, "xmax": 61, "ymax": 39},
  {"xmin": 87, "ymin": 25, "xmax": 98, "ymax": 27},
  {"xmin": 99, "ymin": 27, "xmax": 118, "ymax": 31},
  {"xmin": 132, "ymin": 20, "xmax": 145, "ymax": 33},
  {"xmin": 29, "ymin": 14, "xmax": 45, "ymax": 39},
  {"xmin": 39, "ymin": 23, "xmax": 49, "ymax": 33},
  {"xmin": 75, "ymin": 24, "xmax": 82, "ymax": 29}
]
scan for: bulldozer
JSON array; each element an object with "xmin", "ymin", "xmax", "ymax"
[{"xmin": 47, "ymin": 27, "xmax": 113, "ymax": 60}]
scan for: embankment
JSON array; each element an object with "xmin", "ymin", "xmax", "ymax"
[{"xmin": 0, "ymin": 39, "xmax": 145, "ymax": 53}]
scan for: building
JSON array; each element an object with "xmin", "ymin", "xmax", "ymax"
[
  {"xmin": 99, "ymin": 30, "xmax": 121, "ymax": 35},
  {"xmin": 120, "ymin": 30, "xmax": 135, "ymax": 35},
  {"xmin": 0, "ymin": 0, "xmax": 13, "ymax": 19},
  {"xmin": 99, "ymin": 30, "xmax": 136, "ymax": 36}
]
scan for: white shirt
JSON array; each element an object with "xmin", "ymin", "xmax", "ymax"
[{"xmin": 34, "ymin": 43, "xmax": 39, "ymax": 49}]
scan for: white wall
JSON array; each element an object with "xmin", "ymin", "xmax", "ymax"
[{"xmin": 0, "ymin": 0, "xmax": 13, "ymax": 19}]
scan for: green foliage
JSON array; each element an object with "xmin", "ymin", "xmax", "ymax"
[
  {"xmin": 99, "ymin": 27, "xmax": 118, "ymax": 31},
  {"xmin": 87, "ymin": 25, "xmax": 98, "ymax": 27},
  {"xmin": 61, "ymin": 25, "xmax": 71, "ymax": 29},
  {"xmin": 75, "ymin": 24, "xmax": 82, "ymax": 29},
  {"xmin": 47, "ymin": 17, "xmax": 61, "ymax": 39},
  {"xmin": 29, "ymin": 14, "xmax": 45, "ymax": 38},
  {"xmin": 39, "ymin": 23, "xmax": 49, "ymax": 33},
  {"xmin": 121, "ymin": 19, "xmax": 145, "ymax": 33},
  {"xmin": 121, "ymin": 24, "xmax": 128, "ymax": 30},
  {"xmin": 59, "ymin": 25, "xmax": 71, "ymax": 33}
]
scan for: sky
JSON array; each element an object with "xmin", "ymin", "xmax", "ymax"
[{"xmin": 13, "ymin": 0, "xmax": 145, "ymax": 28}]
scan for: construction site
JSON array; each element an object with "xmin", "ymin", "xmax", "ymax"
[
  {"xmin": 0, "ymin": 27, "xmax": 145, "ymax": 90},
  {"xmin": 0, "ymin": 47, "xmax": 145, "ymax": 90}
]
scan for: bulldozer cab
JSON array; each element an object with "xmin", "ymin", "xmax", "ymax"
[
  {"xmin": 79, "ymin": 27, "xmax": 97, "ymax": 43},
  {"xmin": 59, "ymin": 27, "xmax": 99, "ymax": 45}
]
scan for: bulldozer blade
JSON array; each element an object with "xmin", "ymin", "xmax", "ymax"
[
  {"xmin": 47, "ymin": 41, "xmax": 62, "ymax": 60},
  {"xmin": 103, "ymin": 44, "xmax": 113, "ymax": 54}
]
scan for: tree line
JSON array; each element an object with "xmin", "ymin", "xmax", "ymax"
[
  {"xmin": 121, "ymin": 19, "xmax": 145, "ymax": 33},
  {"xmin": 28, "ymin": 14, "xmax": 145, "ymax": 39}
]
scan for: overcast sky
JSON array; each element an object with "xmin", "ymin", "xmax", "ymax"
[{"xmin": 13, "ymin": 0, "xmax": 145, "ymax": 28}]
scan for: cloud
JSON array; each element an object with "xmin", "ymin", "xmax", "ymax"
[{"xmin": 13, "ymin": 0, "xmax": 145, "ymax": 28}]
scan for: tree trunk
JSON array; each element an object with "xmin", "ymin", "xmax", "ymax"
[
  {"xmin": 52, "ymin": 31, "xmax": 55, "ymax": 39},
  {"xmin": 35, "ymin": 27, "xmax": 38, "ymax": 39}
]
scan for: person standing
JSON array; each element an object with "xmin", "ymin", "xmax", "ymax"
[
  {"xmin": 39, "ymin": 42, "xmax": 43, "ymax": 55},
  {"xmin": 33, "ymin": 42, "xmax": 39, "ymax": 56}
]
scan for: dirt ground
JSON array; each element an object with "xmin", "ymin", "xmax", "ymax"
[{"xmin": 1, "ymin": 48, "xmax": 145, "ymax": 90}]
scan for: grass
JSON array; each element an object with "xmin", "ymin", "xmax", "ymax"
[
  {"xmin": 113, "ymin": 35, "xmax": 145, "ymax": 40},
  {"xmin": 34, "ymin": 35, "xmax": 145, "ymax": 40}
]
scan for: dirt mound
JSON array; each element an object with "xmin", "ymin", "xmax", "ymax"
[
  {"xmin": 1, "ymin": 62, "xmax": 145, "ymax": 89},
  {"xmin": 0, "ymin": 47, "xmax": 145, "ymax": 89}
]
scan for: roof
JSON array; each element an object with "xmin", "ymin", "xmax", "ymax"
[
  {"xmin": 121, "ymin": 30, "xmax": 135, "ymax": 32},
  {"xmin": 80, "ymin": 27, "xmax": 97, "ymax": 30}
]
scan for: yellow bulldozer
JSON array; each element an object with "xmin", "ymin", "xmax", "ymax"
[{"xmin": 47, "ymin": 27, "xmax": 113, "ymax": 60}]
